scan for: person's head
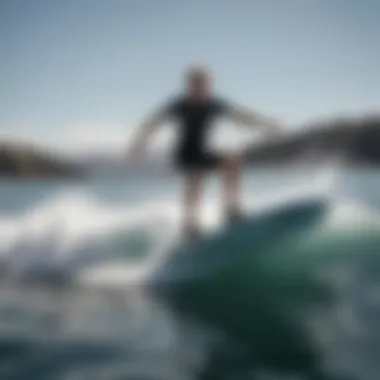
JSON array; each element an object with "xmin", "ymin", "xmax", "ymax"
[{"xmin": 185, "ymin": 65, "xmax": 212, "ymax": 98}]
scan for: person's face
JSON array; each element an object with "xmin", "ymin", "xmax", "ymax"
[{"xmin": 186, "ymin": 71, "xmax": 212, "ymax": 98}]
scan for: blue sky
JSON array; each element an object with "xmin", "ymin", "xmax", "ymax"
[{"xmin": 0, "ymin": 0, "xmax": 379, "ymax": 152}]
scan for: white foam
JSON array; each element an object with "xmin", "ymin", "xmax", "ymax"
[
  {"xmin": 0, "ymin": 164, "xmax": 378, "ymax": 287},
  {"xmin": 0, "ymin": 188, "xmax": 178, "ymax": 282}
]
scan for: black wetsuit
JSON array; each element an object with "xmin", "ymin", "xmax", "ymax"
[{"xmin": 160, "ymin": 96, "xmax": 231, "ymax": 172}]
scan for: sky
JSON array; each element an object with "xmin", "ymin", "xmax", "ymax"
[{"xmin": 0, "ymin": 0, "xmax": 379, "ymax": 153}]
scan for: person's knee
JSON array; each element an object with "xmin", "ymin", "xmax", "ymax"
[
  {"xmin": 222, "ymin": 154, "xmax": 241, "ymax": 171},
  {"xmin": 185, "ymin": 171, "xmax": 203, "ymax": 196}
]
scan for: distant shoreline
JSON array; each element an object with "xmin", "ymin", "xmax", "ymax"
[
  {"xmin": 0, "ymin": 142, "xmax": 83, "ymax": 179},
  {"xmin": 243, "ymin": 115, "xmax": 380, "ymax": 167},
  {"xmin": 1, "ymin": 115, "xmax": 379, "ymax": 179}
]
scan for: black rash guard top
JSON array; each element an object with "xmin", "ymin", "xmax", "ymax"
[{"xmin": 159, "ymin": 96, "xmax": 231, "ymax": 170}]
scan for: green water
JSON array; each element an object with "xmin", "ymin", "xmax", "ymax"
[{"xmin": 0, "ymin": 168, "xmax": 379, "ymax": 380}]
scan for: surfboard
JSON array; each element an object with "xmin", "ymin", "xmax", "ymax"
[{"xmin": 150, "ymin": 198, "xmax": 328, "ymax": 289}]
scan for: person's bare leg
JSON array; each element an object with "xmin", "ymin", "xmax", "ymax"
[
  {"xmin": 221, "ymin": 154, "xmax": 243, "ymax": 220},
  {"xmin": 183, "ymin": 170, "xmax": 204, "ymax": 238}
]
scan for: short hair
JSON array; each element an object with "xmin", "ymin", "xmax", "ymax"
[{"xmin": 185, "ymin": 64, "xmax": 211, "ymax": 81}]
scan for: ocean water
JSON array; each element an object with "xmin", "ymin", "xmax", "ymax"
[{"xmin": 0, "ymin": 166, "xmax": 379, "ymax": 380}]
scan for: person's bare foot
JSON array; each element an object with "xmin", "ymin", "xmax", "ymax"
[
  {"xmin": 182, "ymin": 224, "xmax": 202, "ymax": 244},
  {"xmin": 226, "ymin": 207, "xmax": 245, "ymax": 225}
]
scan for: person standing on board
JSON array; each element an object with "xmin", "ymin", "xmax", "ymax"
[{"xmin": 129, "ymin": 65, "xmax": 283, "ymax": 240}]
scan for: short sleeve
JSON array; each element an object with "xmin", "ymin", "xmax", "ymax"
[
  {"xmin": 156, "ymin": 98, "xmax": 181, "ymax": 119},
  {"xmin": 213, "ymin": 97, "xmax": 233, "ymax": 116}
]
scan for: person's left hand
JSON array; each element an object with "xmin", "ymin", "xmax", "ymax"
[{"xmin": 266, "ymin": 120, "xmax": 285, "ymax": 141}]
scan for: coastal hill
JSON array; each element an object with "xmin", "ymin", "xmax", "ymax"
[
  {"xmin": 0, "ymin": 142, "xmax": 82, "ymax": 178},
  {"xmin": 244, "ymin": 115, "xmax": 380, "ymax": 166},
  {"xmin": 1, "ymin": 115, "xmax": 379, "ymax": 178}
]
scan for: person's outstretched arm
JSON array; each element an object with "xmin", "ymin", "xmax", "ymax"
[
  {"xmin": 128, "ymin": 101, "xmax": 175, "ymax": 160},
  {"xmin": 227, "ymin": 104, "xmax": 284, "ymax": 138}
]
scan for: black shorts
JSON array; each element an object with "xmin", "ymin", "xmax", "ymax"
[{"xmin": 175, "ymin": 150, "xmax": 223, "ymax": 172}]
